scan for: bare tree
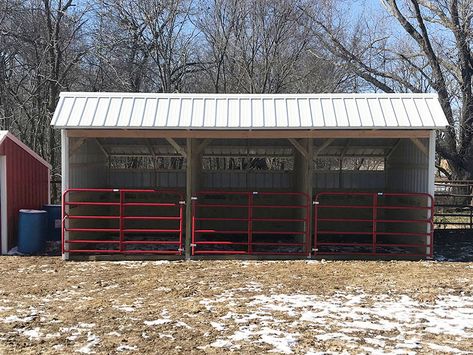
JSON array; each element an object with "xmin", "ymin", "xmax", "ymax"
[
  {"xmin": 196, "ymin": 0, "xmax": 340, "ymax": 94},
  {"xmin": 302, "ymin": 0, "xmax": 473, "ymax": 179},
  {"xmin": 0, "ymin": 0, "xmax": 89, "ymax": 200},
  {"xmin": 95, "ymin": 0, "xmax": 202, "ymax": 93}
]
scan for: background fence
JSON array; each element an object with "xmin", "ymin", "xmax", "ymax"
[{"xmin": 435, "ymin": 180, "xmax": 473, "ymax": 229}]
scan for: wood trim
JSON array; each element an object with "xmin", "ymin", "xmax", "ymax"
[
  {"xmin": 288, "ymin": 138, "xmax": 309, "ymax": 159},
  {"xmin": 314, "ymin": 138, "xmax": 335, "ymax": 157},
  {"xmin": 66, "ymin": 129, "xmax": 432, "ymax": 139},
  {"xmin": 166, "ymin": 138, "xmax": 187, "ymax": 158},
  {"xmin": 0, "ymin": 157, "xmax": 7, "ymax": 254},
  {"xmin": 410, "ymin": 137, "xmax": 429, "ymax": 156},
  {"xmin": 61, "ymin": 130, "xmax": 69, "ymax": 260}
]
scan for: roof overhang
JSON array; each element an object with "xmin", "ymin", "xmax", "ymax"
[{"xmin": 51, "ymin": 92, "xmax": 449, "ymax": 131}]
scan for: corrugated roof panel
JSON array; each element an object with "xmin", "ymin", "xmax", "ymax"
[
  {"xmin": 413, "ymin": 98, "xmax": 434, "ymax": 127},
  {"xmin": 216, "ymin": 98, "xmax": 227, "ymax": 127},
  {"xmin": 275, "ymin": 99, "xmax": 287, "ymax": 127},
  {"xmin": 426, "ymin": 97, "xmax": 446, "ymax": 126},
  {"xmin": 391, "ymin": 98, "xmax": 410, "ymax": 127},
  {"xmin": 379, "ymin": 98, "xmax": 398, "ymax": 127},
  {"xmin": 204, "ymin": 98, "xmax": 217, "ymax": 127},
  {"xmin": 80, "ymin": 97, "xmax": 98, "ymax": 126},
  {"xmin": 344, "ymin": 98, "xmax": 361, "ymax": 127},
  {"xmin": 103, "ymin": 97, "xmax": 119, "ymax": 126},
  {"xmin": 51, "ymin": 92, "xmax": 449, "ymax": 130},
  {"xmin": 287, "ymin": 99, "xmax": 300, "ymax": 127},
  {"xmin": 93, "ymin": 97, "xmax": 110, "ymax": 127},
  {"xmin": 321, "ymin": 98, "xmax": 336, "ymax": 127},
  {"xmin": 68, "ymin": 97, "xmax": 87, "ymax": 126},
  {"xmin": 367, "ymin": 98, "xmax": 386, "ymax": 127},
  {"xmin": 402, "ymin": 98, "xmax": 423, "ymax": 127},
  {"xmin": 179, "ymin": 98, "xmax": 192, "ymax": 127},
  {"xmin": 356, "ymin": 98, "xmax": 374, "ymax": 127},
  {"xmin": 117, "ymin": 98, "xmax": 133, "ymax": 126},
  {"xmin": 192, "ymin": 98, "xmax": 204, "ymax": 127},
  {"xmin": 310, "ymin": 98, "xmax": 324, "ymax": 127},
  {"xmin": 332, "ymin": 98, "xmax": 349, "ymax": 127},
  {"xmin": 55, "ymin": 96, "xmax": 74, "ymax": 127},
  {"xmin": 263, "ymin": 98, "xmax": 276, "ymax": 127},
  {"xmin": 252, "ymin": 99, "xmax": 264, "ymax": 127},
  {"xmin": 167, "ymin": 98, "xmax": 181, "ymax": 127},
  {"xmin": 130, "ymin": 98, "xmax": 146, "ymax": 126},
  {"xmin": 298, "ymin": 99, "xmax": 312, "ymax": 127},
  {"xmin": 228, "ymin": 99, "xmax": 240, "ymax": 128},
  {"xmin": 155, "ymin": 98, "xmax": 169, "ymax": 127},
  {"xmin": 142, "ymin": 98, "xmax": 157, "ymax": 127}
]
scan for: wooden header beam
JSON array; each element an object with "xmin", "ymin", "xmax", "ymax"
[{"xmin": 66, "ymin": 129, "xmax": 432, "ymax": 139}]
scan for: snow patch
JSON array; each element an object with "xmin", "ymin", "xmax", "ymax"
[
  {"xmin": 144, "ymin": 319, "xmax": 171, "ymax": 326},
  {"xmin": 77, "ymin": 332, "xmax": 100, "ymax": 354}
]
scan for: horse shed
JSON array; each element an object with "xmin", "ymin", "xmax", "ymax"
[{"xmin": 51, "ymin": 92, "xmax": 448, "ymax": 260}]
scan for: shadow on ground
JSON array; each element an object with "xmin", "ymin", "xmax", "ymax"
[{"xmin": 435, "ymin": 229, "xmax": 473, "ymax": 262}]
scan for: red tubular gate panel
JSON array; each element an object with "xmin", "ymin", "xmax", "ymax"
[
  {"xmin": 313, "ymin": 192, "xmax": 434, "ymax": 258},
  {"xmin": 62, "ymin": 188, "xmax": 184, "ymax": 255},
  {"xmin": 192, "ymin": 191, "xmax": 310, "ymax": 256}
]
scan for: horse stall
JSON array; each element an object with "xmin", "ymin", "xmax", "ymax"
[{"xmin": 51, "ymin": 92, "xmax": 447, "ymax": 260}]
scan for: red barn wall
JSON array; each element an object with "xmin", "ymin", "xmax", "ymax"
[{"xmin": 0, "ymin": 137, "xmax": 49, "ymax": 250}]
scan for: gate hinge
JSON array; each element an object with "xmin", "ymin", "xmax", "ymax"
[
  {"xmin": 113, "ymin": 188, "xmax": 120, "ymax": 192},
  {"xmin": 179, "ymin": 201, "xmax": 186, "ymax": 205},
  {"xmin": 377, "ymin": 192, "xmax": 384, "ymax": 196},
  {"xmin": 313, "ymin": 201, "xmax": 319, "ymax": 205},
  {"xmin": 190, "ymin": 243, "xmax": 197, "ymax": 247},
  {"xmin": 178, "ymin": 248, "xmax": 184, "ymax": 252},
  {"xmin": 252, "ymin": 191, "xmax": 259, "ymax": 195},
  {"xmin": 191, "ymin": 196, "xmax": 198, "ymax": 201},
  {"xmin": 312, "ymin": 248, "xmax": 318, "ymax": 252}
]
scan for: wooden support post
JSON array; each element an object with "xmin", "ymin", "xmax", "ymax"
[
  {"xmin": 307, "ymin": 138, "xmax": 314, "ymax": 257},
  {"xmin": 61, "ymin": 130, "xmax": 70, "ymax": 261},
  {"xmin": 185, "ymin": 138, "xmax": 192, "ymax": 259},
  {"xmin": 427, "ymin": 131, "xmax": 435, "ymax": 258}
]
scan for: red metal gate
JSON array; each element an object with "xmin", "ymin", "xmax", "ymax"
[
  {"xmin": 314, "ymin": 192, "xmax": 434, "ymax": 258},
  {"xmin": 192, "ymin": 191, "xmax": 310, "ymax": 256},
  {"xmin": 62, "ymin": 188, "xmax": 184, "ymax": 255}
]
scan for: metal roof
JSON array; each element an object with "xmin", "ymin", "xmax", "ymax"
[{"xmin": 51, "ymin": 92, "xmax": 448, "ymax": 130}]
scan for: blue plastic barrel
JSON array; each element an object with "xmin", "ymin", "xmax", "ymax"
[
  {"xmin": 43, "ymin": 204, "xmax": 62, "ymax": 241},
  {"xmin": 17, "ymin": 209, "xmax": 47, "ymax": 254}
]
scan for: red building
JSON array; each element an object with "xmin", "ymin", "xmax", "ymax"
[{"xmin": 0, "ymin": 131, "xmax": 51, "ymax": 254}]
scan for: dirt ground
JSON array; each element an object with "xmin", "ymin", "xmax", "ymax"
[{"xmin": 0, "ymin": 258, "xmax": 472, "ymax": 354}]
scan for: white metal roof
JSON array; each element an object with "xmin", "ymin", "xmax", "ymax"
[{"xmin": 51, "ymin": 92, "xmax": 448, "ymax": 130}]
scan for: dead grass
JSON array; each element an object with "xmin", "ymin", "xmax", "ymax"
[{"xmin": 0, "ymin": 257, "xmax": 472, "ymax": 354}]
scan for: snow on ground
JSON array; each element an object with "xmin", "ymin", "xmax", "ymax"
[
  {"xmin": 0, "ymin": 257, "xmax": 473, "ymax": 353},
  {"xmin": 201, "ymin": 290, "xmax": 473, "ymax": 354}
]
